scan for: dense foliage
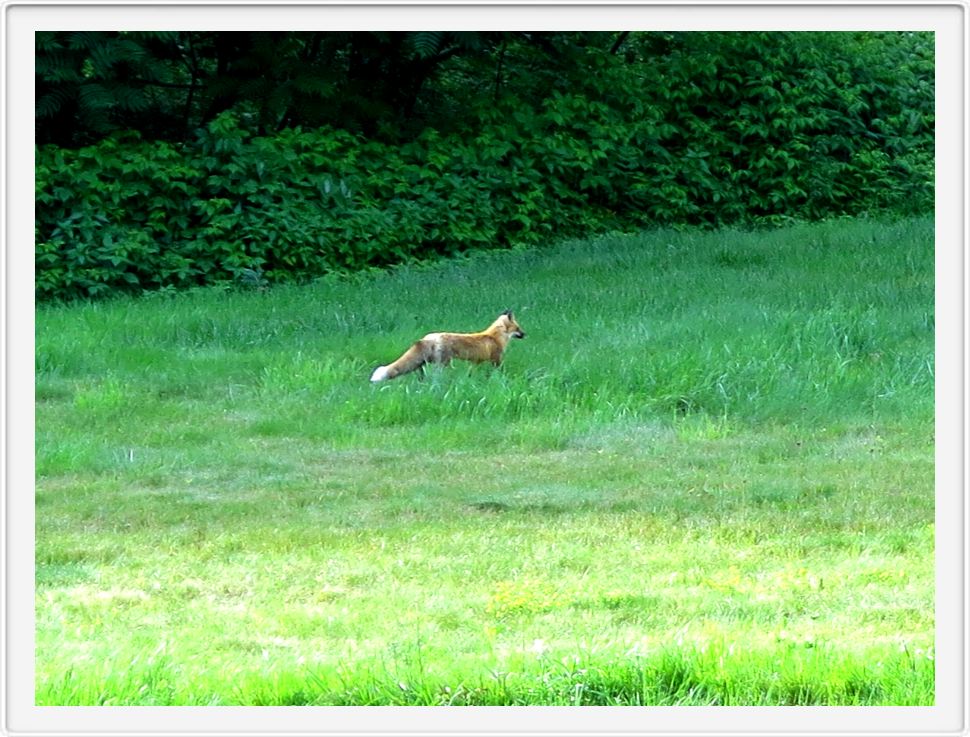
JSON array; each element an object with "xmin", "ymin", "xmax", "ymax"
[{"xmin": 36, "ymin": 31, "xmax": 933, "ymax": 300}]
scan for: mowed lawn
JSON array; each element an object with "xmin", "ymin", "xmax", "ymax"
[{"xmin": 35, "ymin": 217, "xmax": 935, "ymax": 705}]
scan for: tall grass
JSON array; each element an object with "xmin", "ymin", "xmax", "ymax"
[{"xmin": 35, "ymin": 217, "xmax": 934, "ymax": 705}]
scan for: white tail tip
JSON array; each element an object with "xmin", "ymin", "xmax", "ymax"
[{"xmin": 370, "ymin": 366, "xmax": 390, "ymax": 383}]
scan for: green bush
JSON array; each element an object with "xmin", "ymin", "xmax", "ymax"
[{"xmin": 36, "ymin": 32, "xmax": 933, "ymax": 301}]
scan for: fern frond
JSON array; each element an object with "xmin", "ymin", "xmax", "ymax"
[
  {"xmin": 115, "ymin": 39, "xmax": 149, "ymax": 64},
  {"xmin": 67, "ymin": 31, "xmax": 102, "ymax": 52},
  {"xmin": 77, "ymin": 82, "xmax": 114, "ymax": 110},
  {"xmin": 408, "ymin": 31, "xmax": 444, "ymax": 60},
  {"xmin": 291, "ymin": 74, "xmax": 334, "ymax": 98},
  {"xmin": 35, "ymin": 31, "xmax": 64, "ymax": 52},
  {"xmin": 35, "ymin": 88, "xmax": 74, "ymax": 118},
  {"xmin": 108, "ymin": 82, "xmax": 151, "ymax": 113},
  {"xmin": 36, "ymin": 51, "xmax": 83, "ymax": 83},
  {"xmin": 89, "ymin": 42, "xmax": 124, "ymax": 76}
]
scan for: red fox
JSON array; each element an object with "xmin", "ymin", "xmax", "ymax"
[{"xmin": 370, "ymin": 310, "xmax": 526, "ymax": 382}]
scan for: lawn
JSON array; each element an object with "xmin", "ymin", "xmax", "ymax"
[{"xmin": 35, "ymin": 217, "xmax": 935, "ymax": 705}]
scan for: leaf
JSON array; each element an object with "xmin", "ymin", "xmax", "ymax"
[{"xmin": 407, "ymin": 31, "xmax": 444, "ymax": 59}]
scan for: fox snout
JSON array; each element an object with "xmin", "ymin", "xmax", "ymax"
[{"xmin": 513, "ymin": 330, "xmax": 526, "ymax": 339}]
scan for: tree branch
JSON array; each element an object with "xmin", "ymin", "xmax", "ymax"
[
  {"xmin": 131, "ymin": 78, "xmax": 200, "ymax": 90},
  {"xmin": 609, "ymin": 31, "xmax": 631, "ymax": 55}
]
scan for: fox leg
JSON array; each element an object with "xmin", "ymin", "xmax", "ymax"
[{"xmin": 371, "ymin": 340, "xmax": 432, "ymax": 382}]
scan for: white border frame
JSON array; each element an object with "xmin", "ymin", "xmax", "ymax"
[{"xmin": 4, "ymin": 3, "xmax": 967, "ymax": 735}]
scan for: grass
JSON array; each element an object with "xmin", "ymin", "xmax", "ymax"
[{"xmin": 35, "ymin": 216, "xmax": 935, "ymax": 705}]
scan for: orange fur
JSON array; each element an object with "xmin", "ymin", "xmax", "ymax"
[{"xmin": 371, "ymin": 311, "xmax": 526, "ymax": 382}]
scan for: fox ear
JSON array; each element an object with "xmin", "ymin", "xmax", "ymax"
[{"xmin": 502, "ymin": 309, "xmax": 513, "ymax": 317}]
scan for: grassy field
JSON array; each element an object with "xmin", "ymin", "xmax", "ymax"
[{"xmin": 35, "ymin": 217, "xmax": 935, "ymax": 705}]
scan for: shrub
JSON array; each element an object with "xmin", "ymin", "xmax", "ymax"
[{"xmin": 35, "ymin": 32, "xmax": 933, "ymax": 301}]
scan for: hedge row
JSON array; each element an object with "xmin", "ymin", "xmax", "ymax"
[{"xmin": 36, "ymin": 34, "xmax": 933, "ymax": 300}]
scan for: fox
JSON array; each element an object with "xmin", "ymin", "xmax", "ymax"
[{"xmin": 370, "ymin": 310, "xmax": 526, "ymax": 382}]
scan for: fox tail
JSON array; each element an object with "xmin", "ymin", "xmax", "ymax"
[{"xmin": 370, "ymin": 340, "xmax": 431, "ymax": 382}]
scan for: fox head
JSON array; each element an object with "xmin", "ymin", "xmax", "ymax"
[{"xmin": 498, "ymin": 309, "xmax": 526, "ymax": 339}]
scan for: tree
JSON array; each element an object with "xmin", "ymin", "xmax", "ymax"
[{"xmin": 35, "ymin": 31, "xmax": 630, "ymax": 146}]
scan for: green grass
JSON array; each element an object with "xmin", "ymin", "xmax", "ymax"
[{"xmin": 35, "ymin": 217, "xmax": 935, "ymax": 705}]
